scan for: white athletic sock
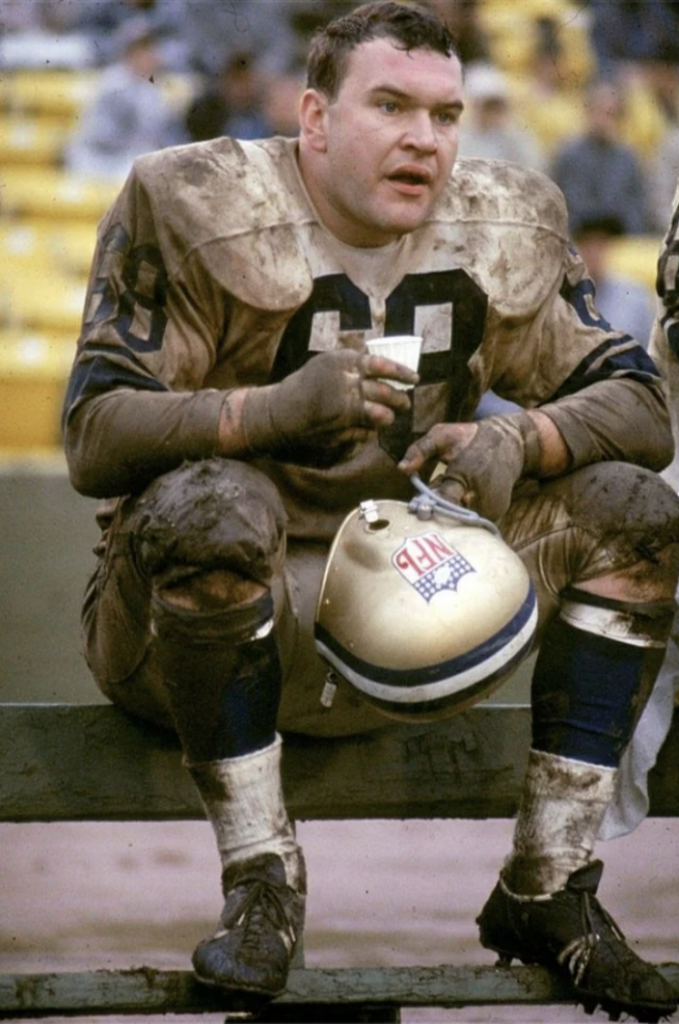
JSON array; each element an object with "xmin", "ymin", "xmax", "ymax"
[
  {"xmin": 503, "ymin": 748, "xmax": 617, "ymax": 896},
  {"xmin": 186, "ymin": 734, "xmax": 303, "ymax": 890}
]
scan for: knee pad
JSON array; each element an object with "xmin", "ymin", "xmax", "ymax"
[
  {"xmin": 132, "ymin": 458, "xmax": 286, "ymax": 585},
  {"xmin": 560, "ymin": 586, "xmax": 677, "ymax": 648},
  {"xmin": 151, "ymin": 588, "xmax": 276, "ymax": 648},
  {"xmin": 562, "ymin": 462, "xmax": 679, "ymax": 567}
]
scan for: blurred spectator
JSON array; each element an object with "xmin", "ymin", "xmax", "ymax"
[
  {"xmin": 457, "ymin": 62, "xmax": 546, "ymax": 173},
  {"xmin": 619, "ymin": 48, "xmax": 679, "ymax": 163},
  {"xmin": 0, "ymin": 0, "xmax": 39, "ymax": 32},
  {"xmin": 64, "ymin": 17, "xmax": 182, "ymax": 181},
  {"xmin": 424, "ymin": 0, "xmax": 490, "ymax": 64},
  {"xmin": 262, "ymin": 71, "xmax": 304, "ymax": 138},
  {"xmin": 186, "ymin": 55, "xmax": 305, "ymax": 144},
  {"xmin": 0, "ymin": 0, "xmax": 96, "ymax": 67},
  {"xmin": 572, "ymin": 215, "xmax": 655, "ymax": 347},
  {"xmin": 550, "ymin": 78, "xmax": 651, "ymax": 236},
  {"xmin": 185, "ymin": 51, "xmax": 272, "ymax": 143},
  {"xmin": 639, "ymin": 48, "xmax": 679, "ymax": 127},
  {"xmin": 513, "ymin": 17, "xmax": 588, "ymax": 161},
  {"xmin": 288, "ymin": 2, "xmax": 358, "ymax": 53},
  {"xmin": 587, "ymin": 0, "xmax": 679, "ymax": 79},
  {"xmin": 648, "ymin": 127, "xmax": 679, "ymax": 233},
  {"xmin": 73, "ymin": 0, "xmax": 191, "ymax": 70},
  {"xmin": 170, "ymin": 1, "xmax": 299, "ymax": 78}
]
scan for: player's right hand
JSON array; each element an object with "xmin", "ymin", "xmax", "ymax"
[
  {"xmin": 241, "ymin": 348, "xmax": 418, "ymax": 465},
  {"xmin": 398, "ymin": 412, "xmax": 540, "ymax": 522}
]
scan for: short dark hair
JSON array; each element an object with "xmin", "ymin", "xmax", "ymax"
[
  {"xmin": 572, "ymin": 215, "xmax": 625, "ymax": 240},
  {"xmin": 306, "ymin": 1, "xmax": 458, "ymax": 98}
]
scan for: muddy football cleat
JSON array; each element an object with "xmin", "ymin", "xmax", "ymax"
[
  {"xmin": 192, "ymin": 852, "xmax": 306, "ymax": 1014},
  {"xmin": 477, "ymin": 860, "xmax": 678, "ymax": 1024}
]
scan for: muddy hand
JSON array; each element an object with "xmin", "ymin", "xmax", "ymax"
[
  {"xmin": 398, "ymin": 412, "xmax": 540, "ymax": 522},
  {"xmin": 242, "ymin": 349, "xmax": 418, "ymax": 463}
]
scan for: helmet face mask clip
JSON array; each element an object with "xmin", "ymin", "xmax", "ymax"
[{"xmin": 314, "ymin": 489, "xmax": 537, "ymax": 723}]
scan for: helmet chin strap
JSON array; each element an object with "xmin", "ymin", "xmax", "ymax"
[{"xmin": 408, "ymin": 473, "xmax": 501, "ymax": 537}]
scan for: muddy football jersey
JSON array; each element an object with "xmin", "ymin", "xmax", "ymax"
[{"xmin": 65, "ymin": 136, "xmax": 660, "ymax": 539}]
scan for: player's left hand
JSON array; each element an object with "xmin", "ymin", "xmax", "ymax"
[{"xmin": 398, "ymin": 412, "xmax": 541, "ymax": 522}]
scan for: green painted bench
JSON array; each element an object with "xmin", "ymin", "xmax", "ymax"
[{"xmin": 1, "ymin": 702, "xmax": 678, "ymax": 1022}]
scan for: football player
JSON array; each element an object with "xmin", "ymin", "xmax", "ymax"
[
  {"xmin": 651, "ymin": 185, "xmax": 679, "ymax": 496},
  {"xmin": 63, "ymin": 3, "xmax": 679, "ymax": 1020}
]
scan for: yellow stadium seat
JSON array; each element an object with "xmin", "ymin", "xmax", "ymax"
[
  {"xmin": 517, "ymin": 89, "xmax": 583, "ymax": 155},
  {"xmin": 478, "ymin": 2, "xmax": 594, "ymax": 82},
  {"xmin": 0, "ymin": 220, "xmax": 97, "ymax": 278},
  {"xmin": 0, "ymin": 265, "xmax": 86, "ymax": 335},
  {"xmin": 0, "ymin": 223, "xmax": 52, "ymax": 275},
  {"xmin": 480, "ymin": 0, "xmax": 583, "ymax": 22},
  {"xmin": 0, "ymin": 69, "xmax": 96, "ymax": 124},
  {"xmin": 0, "ymin": 115, "xmax": 68, "ymax": 166},
  {"xmin": 620, "ymin": 78, "xmax": 671, "ymax": 162},
  {"xmin": 0, "ymin": 167, "xmax": 119, "ymax": 223},
  {"xmin": 607, "ymin": 235, "xmax": 663, "ymax": 294},
  {"xmin": 0, "ymin": 330, "xmax": 74, "ymax": 449}
]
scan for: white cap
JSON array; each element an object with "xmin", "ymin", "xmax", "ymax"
[{"xmin": 464, "ymin": 63, "xmax": 510, "ymax": 103}]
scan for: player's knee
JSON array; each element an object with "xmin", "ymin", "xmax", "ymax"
[
  {"xmin": 132, "ymin": 457, "xmax": 287, "ymax": 596},
  {"xmin": 567, "ymin": 461, "xmax": 679, "ymax": 565},
  {"xmin": 157, "ymin": 568, "xmax": 268, "ymax": 616}
]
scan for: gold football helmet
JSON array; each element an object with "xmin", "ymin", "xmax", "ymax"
[{"xmin": 315, "ymin": 480, "xmax": 537, "ymax": 722}]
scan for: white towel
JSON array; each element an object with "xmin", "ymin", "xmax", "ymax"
[{"xmin": 599, "ymin": 619, "xmax": 679, "ymax": 839}]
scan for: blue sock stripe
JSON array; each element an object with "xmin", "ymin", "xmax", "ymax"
[{"xmin": 531, "ymin": 616, "xmax": 646, "ymax": 767}]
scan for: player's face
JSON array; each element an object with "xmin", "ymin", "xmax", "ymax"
[{"xmin": 301, "ymin": 38, "xmax": 464, "ymax": 247}]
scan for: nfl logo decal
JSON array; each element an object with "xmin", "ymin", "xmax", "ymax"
[{"xmin": 392, "ymin": 531, "xmax": 476, "ymax": 602}]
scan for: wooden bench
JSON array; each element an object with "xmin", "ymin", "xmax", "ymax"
[{"xmin": 1, "ymin": 701, "xmax": 678, "ymax": 1021}]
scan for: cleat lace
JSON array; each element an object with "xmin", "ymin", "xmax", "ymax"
[
  {"xmin": 232, "ymin": 875, "xmax": 296, "ymax": 956},
  {"xmin": 479, "ymin": 864, "xmax": 678, "ymax": 1023},
  {"xmin": 556, "ymin": 887, "xmax": 626, "ymax": 986}
]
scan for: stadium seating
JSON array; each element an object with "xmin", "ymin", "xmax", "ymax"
[
  {"xmin": 0, "ymin": 166, "xmax": 119, "ymax": 222},
  {"xmin": 608, "ymin": 235, "xmax": 663, "ymax": 294},
  {"xmin": 0, "ymin": 220, "xmax": 97, "ymax": 277},
  {"xmin": 0, "ymin": 66, "xmax": 101, "ymax": 451},
  {"xmin": 0, "ymin": 114, "xmax": 67, "ymax": 166},
  {"xmin": 0, "ymin": 69, "xmax": 96, "ymax": 125},
  {"xmin": 0, "ymin": 329, "xmax": 74, "ymax": 449},
  {"xmin": 478, "ymin": 0, "xmax": 595, "ymax": 83}
]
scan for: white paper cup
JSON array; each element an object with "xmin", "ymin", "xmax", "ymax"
[{"xmin": 366, "ymin": 335, "xmax": 423, "ymax": 389}]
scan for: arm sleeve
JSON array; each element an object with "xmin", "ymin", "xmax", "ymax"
[
  {"xmin": 63, "ymin": 160, "xmax": 232, "ymax": 497},
  {"xmin": 539, "ymin": 376, "xmax": 673, "ymax": 473},
  {"xmin": 65, "ymin": 388, "xmax": 228, "ymax": 497},
  {"xmin": 486, "ymin": 236, "xmax": 673, "ymax": 473}
]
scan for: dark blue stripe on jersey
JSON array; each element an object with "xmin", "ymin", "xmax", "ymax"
[
  {"xmin": 548, "ymin": 273, "xmax": 661, "ymax": 400},
  {"xmin": 560, "ymin": 271, "xmax": 657, "ymax": 358},
  {"xmin": 560, "ymin": 273, "xmax": 608, "ymax": 330},
  {"xmin": 62, "ymin": 347, "xmax": 167, "ymax": 429},
  {"xmin": 548, "ymin": 336, "xmax": 660, "ymax": 402}
]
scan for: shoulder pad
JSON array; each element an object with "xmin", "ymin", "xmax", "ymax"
[
  {"xmin": 132, "ymin": 138, "xmax": 313, "ymax": 310},
  {"xmin": 444, "ymin": 157, "xmax": 568, "ymax": 238}
]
